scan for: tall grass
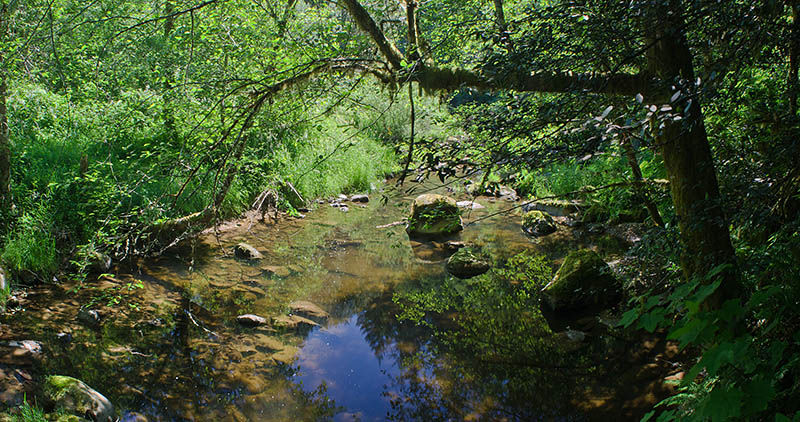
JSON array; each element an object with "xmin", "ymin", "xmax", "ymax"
[{"xmin": 0, "ymin": 80, "xmax": 413, "ymax": 281}]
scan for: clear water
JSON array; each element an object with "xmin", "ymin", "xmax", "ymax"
[{"xmin": 0, "ymin": 180, "xmax": 672, "ymax": 421}]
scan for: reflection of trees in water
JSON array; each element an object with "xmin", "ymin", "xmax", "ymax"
[
  {"xmin": 357, "ymin": 289, "xmax": 433, "ymax": 362},
  {"xmin": 354, "ymin": 251, "xmax": 599, "ymax": 421}
]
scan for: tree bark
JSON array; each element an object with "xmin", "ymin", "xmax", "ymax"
[
  {"xmin": 0, "ymin": 0, "xmax": 11, "ymax": 215},
  {"xmin": 404, "ymin": 0, "xmax": 419, "ymax": 60},
  {"xmin": 340, "ymin": 0, "xmax": 405, "ymax": 70},
  {"xmin": 493, "ymin": 0, "xmax": 512, "ymax": 50},
  {"xmin": 644, "ymin": 0, "xmax": 737, "ymax": 304}
]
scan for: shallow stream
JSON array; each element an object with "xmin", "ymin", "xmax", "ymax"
[{"xmin": 1, "ymin": 180, "xmax": 678, "ymax": 421}]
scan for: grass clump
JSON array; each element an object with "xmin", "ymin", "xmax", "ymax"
[{"xmin": 1, "ymin": 201, "xmax": 58, "ymax": 282}]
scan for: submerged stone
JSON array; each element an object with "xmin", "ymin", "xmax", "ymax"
[
  {"xmin": 43, "ymin": 375, "xmax": 115, "ymax": 422},
  {"xmin": 77, "ymin": 309, "xmax": 102, "ymax": 329},
  {"xmin": 0, "ymin": 340, "xmax": 44, "ymax": 366},
  {"xmin": 289, "ymin": 301, "xmax": 329, "ymax": 324},
  {"xmin": 261, "ymin": 265, "xmax": 290, "ymax": 278},
  {"xmin": 522, "ymin": 210, "xmax": 557, "ymax": 237},
  {"xmin": 271, "ymin": 315, "xmax": 318, "ymax": 332},
  {"xmin": 542, "ymin": 249, "xmax": 620, "ymax": 312},
  {"xmin": 407, "ymin": 194, "xmax": 463, "ymax": 237},
  {"xmin": 236, "ymin": 314, "xmax": 268, "ymax": 327},
  {"xmin": 446, "ymin": 248, "xmax": 490, "ymax": 278},
  {"xmin": 234, "ymin": 243, "xmax": 263, "ymax": 260}
]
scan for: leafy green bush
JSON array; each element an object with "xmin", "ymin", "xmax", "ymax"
[{"xmin": 621, "ymin": 222, "xmax": 800, "ymax": 421}]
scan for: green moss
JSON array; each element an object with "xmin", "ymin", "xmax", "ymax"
[
  {"xmin": 522, "ymin": 211, "xmax": 556, "ymax": 237},
  {"xmin": 407, "ymin": 194, "xmax": 463, "ymax": 236},
  {"xmin": 446, "ymin": 247, "xmax": 490, "ymax": 278},
  {"xmin": 543, "ymin": 249, "xmax": 619, "ymax": 311},
  {"xmin": 43, "ymin": 376, "xmax": 81, "ymax": 401}
]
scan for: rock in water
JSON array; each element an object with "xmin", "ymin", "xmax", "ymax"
[
  {"xmin": 406, "ymin": 194, "xmax": 463, "ymax": 237},
  {"xmin": 289, "ymin": 301, "xmax": 329, "ymax": 324},
  {"xmin": 0, "ymin": 340, "xmax": 44, "ymax": 366},
  {"xmin": 446, "ymin": 248, "xmax": 490, "ymax": 278},
  {"xmin": 77, "ymin": 309, "xmax": 102, "ymax": 328},
  {"xmin": 456, "ymin": 200, "xmax": 485, "ymax": 210},
  {"xmin": 261, "ymin": 265, "xmax": 290, "ymax": 278},
  {"xmin": 43, "ymin": 375, "xmax": 115, "ymax": 422},
  {"xmin": 271, "ymin": 315, "xmax": 318, "ymax": 332},
  {"xmin": 522, "ymin": 199, "xmax": 582, "ymax": 216},
  {"xmin": 350, "ymin": 194, "xmax": 369, "ymax": 203},
  {"xmin": 237, "ymin": 314, "xmax": 268, "ymax": 327},
  {"xmin": 542, "ymin": 249, "xmax": 620, "ymax": 312},
  {"xmin": 522, "ymin": 210, "xmax": 557, "ymax": 237},
  {"xmin": 234, "ymin": 243, "xmax": 263, "ymax": 260}
]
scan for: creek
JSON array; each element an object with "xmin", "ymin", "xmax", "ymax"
[{"xmin": 0, "ymin": 180, "xmax": 679, "ymax": 421}]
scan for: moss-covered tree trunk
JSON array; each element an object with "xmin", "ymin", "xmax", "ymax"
[{"xmin": 645, "ymin": 0, "xmax": 737, "ymax": 304}]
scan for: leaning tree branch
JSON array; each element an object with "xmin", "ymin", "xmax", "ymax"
[{"xmin": 339, "ymin": 0, "xmax": 406, "ymax": 70}]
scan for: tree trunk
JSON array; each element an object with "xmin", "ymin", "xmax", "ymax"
[
  {"xmin": 645, "ymin": 0, "xmax": 737, "ymax": 305},
  {"xmin": 405, "ymin": 0, "xmax": 419, "ymax": 60},
  {"xmin": 492, "ymin": 0, "xmax": 512, "ymax": 50},
  {"xmin": 0, "ymin": 0, "xmax": 11, "ymax": 216}
]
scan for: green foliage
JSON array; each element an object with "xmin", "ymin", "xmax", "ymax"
[
  {"xmin": 621, "ymin": 225, "xmax": 800, "ymax": 422},
  {"xmin": 1, "ymin": 201, "xmax": 58, "ymax": 279},
  {"xmin": 10, "ymin": 399, "xmax": 47, "ymax": 422}
]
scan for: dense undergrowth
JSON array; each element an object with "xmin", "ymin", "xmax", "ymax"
[{"xmin": 0, "ymin": 81, "xmax": 408, "ymax": 289}]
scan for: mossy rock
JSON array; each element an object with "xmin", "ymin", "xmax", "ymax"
[
  {"xmin": 445, "ymin": 248, "xmax": 490, "ymax": 278},
  {"xmin": 542, "ymin": 249, "xmax": 620, "ymax": 312},
  {"xmin": 406, "ymin": 194, "xmax": 463, "ymax": 237},
  {"xmin": 522, "ymin": 211, "xmax": 557, "ymax": 237},
  {"xmin": 42, "ymin": 376, "xmax": 115, "ymax": 422}
]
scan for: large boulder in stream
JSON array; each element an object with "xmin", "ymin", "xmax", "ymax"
[
  {"xmin": 42, "ymin": 375, "xmax": 115, "ymax": 422},
  {"xmin": 522, "ymin": 210, "xmax": 557, "ymax": 237},
  {"xmin": 446, "ymin": 248, "xmax": 490, "ymax": 278},
  {"xmin": 406, "ymin": 194, "xmax": 463, "ymax": 238},
  {"xmin": 542, "ymin": 249, "xmax": 620, "ymax": 312}
]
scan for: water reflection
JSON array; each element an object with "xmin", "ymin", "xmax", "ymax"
[
  {"xmin": 1, "ymin": 179, "xmax": 673, "ymax": 421},
  {"xmin": 295, "ymin": 314, "xmax": 401, "ymax": 422}
]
